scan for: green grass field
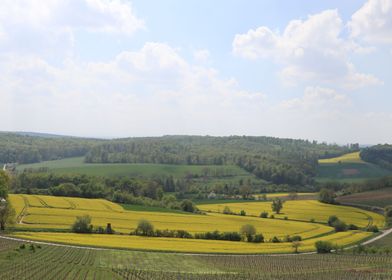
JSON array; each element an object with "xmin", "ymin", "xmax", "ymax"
[
  {"xmin": 316, "ymin": 152, "xmax": 392, "ymax": 182},
  {"xmin": 16, "ymin": 157, "xmax": 249, "ymax": 179}
]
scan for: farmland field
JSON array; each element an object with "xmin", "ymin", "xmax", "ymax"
[
  {"xmin": 0, "ymin": 237, "xmax": 391, "ymax": 279},
  {"xmin": 6, "ymin": 194, "xmax": 385, "ymax": 254},
  {"xmin": 198, "ymin": 200, "xmax": 385, "ymax": 229},
  {"xmin": 16, "ymin": 157, "xmax": 251, "ymax": 179},
  {"xmin": 337, "ymin": 188, "xmax": 392, "ymax": 208},
  {"xmin": 316, "ymin": 152, "xmax": 392, "ymax": 182}
]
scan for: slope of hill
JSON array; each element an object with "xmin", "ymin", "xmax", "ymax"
[{"xmin": 316, "ymin": 152, "xmax": 392, "ymax": 182}]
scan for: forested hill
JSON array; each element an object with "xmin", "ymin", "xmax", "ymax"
[
  {"xmin": 0, "ymin": 132, "xmax": 102, "ymax": 164},
  {"xmin": 361, "ymin": 144, "xmax": 392, "ymax": 170},
  {"xmin": 1, "ymin": 133, "xmax": 355, "ymax": 185},
  {"xmin": 84, "ymin": 136, "xmax": 353, "ymax": 185}
]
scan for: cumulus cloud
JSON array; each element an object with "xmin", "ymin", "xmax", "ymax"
[
  {"xmin": 0, "ymin": 0, "xmax": 143, "ymax": 59},
  {"xmin": 233, "ymin": 10, "xmax": 381, "ymax": 89},
  {"xmin": 0, "ymin": 42, "xmax": 266, "ymax": 137},
  {"xmin": 349, "ymin": 0, "xmax": 392, "ymax": 44},
  {"xmin": 280, "ymin": 87, "xmax": 349, "ymax": 111}
]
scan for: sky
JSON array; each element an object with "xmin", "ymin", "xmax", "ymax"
[{"xmin": 1, "ymin": 0, "xmax": 391, "ymax": 144}]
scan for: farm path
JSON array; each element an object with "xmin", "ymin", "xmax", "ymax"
[{"xmin": 360, "ymin": 227, "xmax": 392, "ymax": 246}]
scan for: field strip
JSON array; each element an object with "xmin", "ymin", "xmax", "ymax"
[
  {"xmin": 17, "ymin": 196, "xmax": 29, "ymax": 224},
  {"xmin": 2, "ymin": 229, "xmax": 390, "ymax": 257}
]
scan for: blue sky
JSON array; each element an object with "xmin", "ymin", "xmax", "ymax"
[{"xmin": 1, "ymin": 0, "xmax": 391, "ymax": 144}]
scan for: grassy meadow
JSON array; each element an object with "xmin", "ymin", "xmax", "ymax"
[
  {"xmin": 316, "ymin": 152, "xmax": 392, "ymax": 182},
  {"xmin": 6, "ymin": 194, "xmax": 385, "ymax": 254},
  {"xmin": 16, "ymin": 157, "xmax": 249, "ymax": 179}
]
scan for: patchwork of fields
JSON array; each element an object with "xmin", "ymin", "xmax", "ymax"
[
  {"xmin": 7, "ymin": 194, "xmax": 385, "ymax": 253},
  {"xmin": 317, "ymin": 152, "xmax": 392, "ymax": 182}
]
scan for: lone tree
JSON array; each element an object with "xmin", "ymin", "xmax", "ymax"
[
  {"xmin": 180, "ymin": 199, "xmax": 197, "ymax": 213},
  {"xmin": 135, "ymin": 219, "xmax": 154, "ymax": 236},
  {"xmin": 319, "ymin": 188, "xmax": 335, "ymax": 204},
  {"xmin": 240, "ymin": 224, "xmax": 256, "ymax": 242},
  {"xmin": 0, "ymin": 171, "xmax": 15, "ymax": 231},
  {"xmin": 271, "ymin": 198, "xmax": 284, "ymax": 214},
  {"xmin": 292, "ymin": 241, "xmax": 302, "ymax": 254},
  {"xmin": 71, "ymin": 215, "xmax": 93, "ymax": 233}
]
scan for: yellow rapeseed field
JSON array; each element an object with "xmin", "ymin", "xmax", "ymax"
[
  {"xmin": 11, "ymin": 231, "xmax": 372, "ymax": 254},
  {"xmin": 13, "ymin": 195, "xmax": 331, "ymax": 239},
  {"xmin": 8, "ymin": 194, "xmax": 380, "ymax": 253},
  {"xmin": 318, "ymin": 151, "xmax": 363, "ymax": 164},
  {"xmin": 198, "ymin": 200, "xmax": 385, "ymax": 228}
]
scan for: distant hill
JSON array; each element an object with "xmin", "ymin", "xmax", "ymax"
[{"xmin": 316, "ymin": 151, "xmax": 392, "ymax": 183}]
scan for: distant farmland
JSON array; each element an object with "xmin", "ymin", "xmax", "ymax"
[
  {"xmin": 316, "ymin": 152, "xmax": 392, "ymax": 182},
  {"xmin": 16, "ymin": 157, "xmax": 250, "ymax": 179},
  {"xmin": 337, "ymin": 188, "xmax": 392, "ymax": 208}
]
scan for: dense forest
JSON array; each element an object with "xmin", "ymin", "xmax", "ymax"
[
  {"xmin": 361, "ymin": 144, "xmax": 392, "ymax": 171},
  {"xmin": 84, "ymin": 136, "xmax": 353, "ymax": 185},
  {"xmin": 0, "ymin": 132, "xmax": 101, "ymax": 164}
]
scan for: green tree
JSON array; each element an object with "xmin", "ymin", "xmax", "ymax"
[
  {"xmin": 240, "ymin": 224, "xmax": 256, "ymax": 242},
  {"xmin": 71, "ymin": 215, "xmax": 93, "ymax": 233},
  {"xmin": 180, "ymin": 199, "xmax": 197, "ymax": 213},
  {"xmin": 319, "ymin": 188, "xmax": 335, "ymax": 204},
  {"xmin": 135, "ymin": 219, "xmax": 154, "ymax": 236},
  {"xmin": 271, "ymin": 198, "xmax": 284, "ymax": 214},
  {"xmin": 292, "ymin": 241, "xmax": 302, "ymax": 253},
  {"xmin": 315, "ymin": 241, "xmax": 334, "ymax": 253}
]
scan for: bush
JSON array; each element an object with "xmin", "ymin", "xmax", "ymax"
[
  {"xmin": 252, "ymin": 234, "xmax": 264, "ymax": 243},
  {"xmin": 319, "ymin": 188, "xmax": 335, "ymax": 204},
  {"xmin": 260, "ymin": 211, "xmax": 268, "ymax": 218},
  {"xmin": 195, "ymin": 231, "xmax": 241, "ymax": 242},
  {"xmin": 71, "ymin": 215, "xmax": 93, "ymax": 233},
  {"xmin": 134, "ymin": 219, "xmax": 154, "ymax": 236},
  {"xmin": 328, "ymin": 215, "xmax": 339, "ymax": 226},
  {"xmin": 223, "ymin": 206, "xmax": 233, "ymax": 214},
  {"xmin": 284, "ymin": 216, "xmax": 288, "ymax": 220},
  {"xmin": 106, "ymin": 223, "xmax": 114, "ymax": 234},
  {"xmin": 332, "ymin": 220, "xmax": 347, "ymax": 232},
  {"xmin": 284, "ymin": 235, "xmax": 302, "ymax": 242},
  {"xmin": 271, "ymin": 236, "xmax": 281, "ymax": 243},
  {"xmin": 367, "ymin": 225, "xmax": 379, "ymax": 233},
  {"xmin": 348, "ymin": 224, "xmax": 359, "ymax": 230},
  {"xmin": 270, "ymin": 215, "xmax": 275, "ymax": 219},
  {"xmin": 240, "ymin": 210, "xmax": 246, "ymax": 216},
  {"xmin": 315, "ymin": 241, "xmax": 334, "ymax": 253}
]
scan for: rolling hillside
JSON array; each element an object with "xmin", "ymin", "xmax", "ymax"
[{"xmin": 317, "ymin": 152, "xmax": 392, "ymax": 182}]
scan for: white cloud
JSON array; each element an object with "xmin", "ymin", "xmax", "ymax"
[
  {"xmin": 233, "ymin": 10, "xmax": 381, "ymax": 89},
  {"xmin": 0, "ymin": 0, "xmax": 143, "ymax": 59},
  {"xmin": 349, "ymin": 0, "xmax": 392, "ymax": 44},
  {"xmin": 193, "ymin": 49, "xmax": 210, "ymax": 63},
  {"xmin": 280, "ymin": 87, "xmax": 349, "ymax": 111},
  {"xmin": 0, "ymin": 43, "xmax": 266, "ymax": 137}
]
